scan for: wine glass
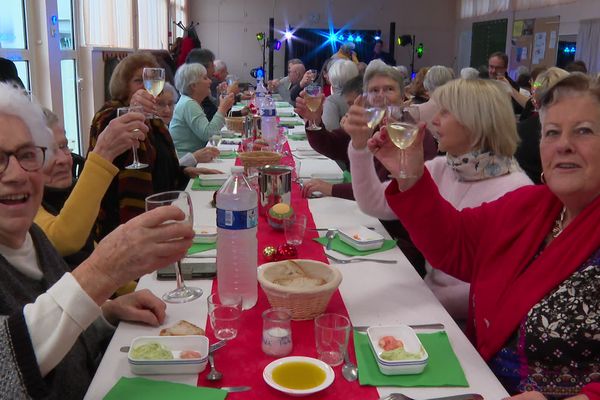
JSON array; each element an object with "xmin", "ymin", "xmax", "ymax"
[
  {"xmin": 386, "ymin": 105, "xmax": 420, "ymax": 179},
  {"xmin": 117, "ymin": 106, "xmax": 149, "ymax": 170},
  {"xmin": 209, "ymin": 134, "xmax": 222, "ymax": 148},
  {"xmin": 225, "ymin": 74, "xmax": 239, "ymax": 87},
  {"xmin": 143, "ymin": 67, "xmax": 165, "ymax": 118},
  {"xmin": 363, "ymin": 92, "xmax": 387, "ymax": 130},
  {"xmin": 145, "ymin": 191, "xmax": 203, "ymax": 303},
  {"xmin": 305, "ymin": 84, "xmax": 322, "ymax": 131}
]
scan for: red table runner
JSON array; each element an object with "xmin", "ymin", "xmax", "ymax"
[{"xmin": 197, "ymin": 145, "xmax": 379, "ymax": 398}]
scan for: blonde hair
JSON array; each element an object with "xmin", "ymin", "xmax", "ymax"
[
  {"xmin": 109, "ymin": 52, "xmax": 159, "ymax": 102},
  {"xmin": 539, "ymin": 72, "xmax": 600, "ymax": 120},
  {"xmin": 433, "ymin": 78, "xmax": 518, "ymax": 157},
  {"xmin": 533, "ymin": 67, "xmax": 569, "ymax": 106}
]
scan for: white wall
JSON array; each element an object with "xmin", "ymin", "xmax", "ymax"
[{"xmin": 188, "ymin": 0, "xmax": 458, "ymax": 80}]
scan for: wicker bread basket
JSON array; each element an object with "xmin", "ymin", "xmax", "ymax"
[
  {"xmin": 257, "ymin": 259, "xmax": 342, "ymax": 320},
  {"xmin": 238, "ymin": 151, "xmax": 282, "ymax": 171},
  {"xmin": 225, "ymin": 116, "xmax": 244, "ymax": 133}
]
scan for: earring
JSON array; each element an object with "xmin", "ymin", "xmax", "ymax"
[{"xmin": 540, "ymin": 172, "xmax": 546, "ymax": 184}]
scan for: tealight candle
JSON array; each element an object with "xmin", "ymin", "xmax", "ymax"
[{"xmin": 262, "ymin": 308, "xmax": 293, "ymax": 357}]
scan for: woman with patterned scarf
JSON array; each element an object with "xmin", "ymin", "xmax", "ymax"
[
  {"xmin": 88, "ymin": 52, "xmax": 220, "ymax": 239},
  {"xmin": 345, "ymin": 78, "xmax": 532, "ymax": 320}
]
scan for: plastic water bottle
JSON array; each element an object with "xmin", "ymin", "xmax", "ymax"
[
  {"xmin": 216, "ymin": 166, "xmax": 258, "ymax": 310},
  {"xmin": 261, "ymin": 95, "xmax": 278, "ymax": 147},
  {"xmin": 255, "ymin": 77, "xmax": 268, "ymax": 111}
]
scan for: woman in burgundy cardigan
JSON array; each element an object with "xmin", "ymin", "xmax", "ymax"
[{"xmin": 368, "ymin": 74, "xmax": 600, "ymax": 399}]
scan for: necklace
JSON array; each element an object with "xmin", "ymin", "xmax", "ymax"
[{"xmin": 551, "ymin": 207, "xmax": 567, "ymax": 238}]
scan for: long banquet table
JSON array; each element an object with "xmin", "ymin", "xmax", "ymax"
[{"xmin": 84, "ymin": 106, "xmax": 508, "ymax": 399}]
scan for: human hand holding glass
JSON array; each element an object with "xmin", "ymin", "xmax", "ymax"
[
  {"xmin": 145, "ymin": 191, "xmax": 203, "ymax": 303},
  {"xmin": 386, "ymin": 105, "xmax": 420, "ymax": 178},
  {"xmin": 305, "ymin": 84, "xmax": 323, "ymax": 131},
  {"xmin": 143, "ymin": 67, "xmax": 165, "ymax": 118},
  {"xmin": 117, "ymin": 106, "xmax": 148, "ymax": 170}
]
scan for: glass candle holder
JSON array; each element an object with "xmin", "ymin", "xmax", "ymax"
[{"xmin": 262, "ymin": 308, "xmax": 293, "ymax": 357}]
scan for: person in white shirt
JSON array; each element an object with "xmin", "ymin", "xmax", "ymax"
[{"xmin": 0, "ymin": 82, "xmax": 194, "ymax": 399}]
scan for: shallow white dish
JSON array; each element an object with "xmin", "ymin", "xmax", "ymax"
[
  {"xmin": 128, "ymin": 335, "xmax": 209, "ymax": 375},
  {"xmin": 197, "ymin": 174, "xmax": 229, "ymax": 186},
  {"xmin": 338, "ymin": 226, "xmax": 385, "ymax": 251},
  {"xmin": 263, "ymin": 356, "xmax": 335, "ymax": 396},
  {"xmin": 366, "ymin": 325, "xmax": 428, "ymax": 375},
  {"xmin": 193, "ymin": 226, "xmax": 217, "ymax": 244}
]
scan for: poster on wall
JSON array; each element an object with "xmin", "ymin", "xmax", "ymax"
[
  {"xmin": 549, "ymin": 31, "xmax": 557, "ymax": 49},
  {"xmin": 533, "ymin": 32, "xmax": 547, "ymax": 64},
  {"xmin": 516, "ymin": 47, "xmax": 528, "ymax": 62}
]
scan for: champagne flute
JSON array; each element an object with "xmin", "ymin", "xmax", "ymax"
[
  {"xmin": 364, "ymin": 92, "xmax": 386, "ymax": 130},
  {"xmin": 145, "ymin": 191, "xmax": 203, "ymax": 303},
  {"xmin": 143, "ymin": 67, "xmax": 165, "ymax": 118},
  {"xmin": 386, "ymin": 105, "xmax": 420, "ymax": 179},
  {"xmin": 305, "ymin": 84, "xmax": 322, "ymax": 131},
  {"xmin": 117, "ymin": 106, "xmax": 149, "ymax": 170}
]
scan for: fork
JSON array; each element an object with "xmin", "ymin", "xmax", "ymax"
[
  {"xmin": 379, "ymin": 394, "xmax": 483, "ymax": 400},
  {"xmin": 326, "ymin": 253, "xmax": 397, "ymax": 264}
]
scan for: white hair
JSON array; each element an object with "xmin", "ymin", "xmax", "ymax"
[
  {"xmin": 0, "ymin": 82, "xmax": 54, "ymax": 163},
  {"xmin": 214, "ymin": 59, "xmax": 227, "ymax": 73},
  {"xmin": 162, "ymin": 82, "xmax": 180, "ymax": 102},
  {"xmin": 328, "ymin": 60, "xmax": 359, "ymax": 93},
  {"xmin": 174, "ymin": 63, "xmax": 207, "ymax": 96},
  {"xmin": 423, "ymin": 65, "xmax": 454, "ymax": 93},
  {"xmin": 460, "ymin": 67, "xmax": 479, "ymax": 80},
  {"xmin": 364, "ymin": 59, "xmax": 404, "ymax": 95}
]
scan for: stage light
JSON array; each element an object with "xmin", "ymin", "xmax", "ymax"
[
  {"xmin": 397, "ymin": 34, "xmax": 412, "ymax": 46},
  {"xmin": 327, "ymin": 32, "xmax": 338, "ymax": 42},
  {"xmin": 348, "ymin": 34, "xmax": 354, "ymax": 42},
  {"xmin": 417, "ymin": 43, "xmax": 424, "ymax": 58},
  {"xmin": 256, "ymin": 32, "xmax": 265, "ymax": 41},
  {"xmin": 374, "ymin": 35, "xmax": 381, "ymax": 40},
  {"xmin": 355, "ymin": 35, "xmax": 362, "ymax": 43},
  {"xmin": 270, "ymin": 39, "xmax": 282, "ymax": 51},
  {"xmin": 250, "ymin": 66, "xmax": 265, "ymax": 79},
  {"xmin": 284, "ymin": 31, "xmax": 293, "ymax": 40}
]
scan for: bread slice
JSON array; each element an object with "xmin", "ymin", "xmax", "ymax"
[{"xmin": 159, "ymin": 320, "xmax": 205, "ymax": 336}]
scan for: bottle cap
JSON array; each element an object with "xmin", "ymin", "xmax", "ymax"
[{"xmin": 231, "ymin": 166, "xmax": 245, "ymax": 174}]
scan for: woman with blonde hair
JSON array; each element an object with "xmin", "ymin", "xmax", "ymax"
[{"xmin": 345, "ymin": 78, "xmax": 532, "ymax": 320}]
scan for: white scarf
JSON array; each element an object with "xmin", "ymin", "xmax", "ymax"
[{"xmin": 446, "ymin": 151, "xmax": 521, "ymax": 182}]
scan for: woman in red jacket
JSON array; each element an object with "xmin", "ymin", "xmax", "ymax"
[{"xmin": 366, "ymin": 73, "xmax": 600, "ymax": 399}]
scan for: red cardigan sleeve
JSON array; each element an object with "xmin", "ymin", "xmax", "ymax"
[{"xmin": 582, "ymin": 382, "xmax": 600, "ymax": 400}]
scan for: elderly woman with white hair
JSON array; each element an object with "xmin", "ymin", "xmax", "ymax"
[
  {"xmin": 344, "ymin": 78, "xmax": 532, "ymax": 320},
  {"xmin": 170, "ymin": 63, "xmax": 234, "ymax": 157},
  {"xmin": 416, "ymin": 65, "xmax": 455, "ymax": 133},
  {"xmin": 0, "ymin": 82, "xmax": 193, "ymax": 398},
  {"xmin": 321, "ymin": 60, "xmax": 359, "ymax": 130}
]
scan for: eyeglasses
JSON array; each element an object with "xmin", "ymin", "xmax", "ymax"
[{"xmin": 0, "ymin": 146, "xmax": 47, "ymax": 174}]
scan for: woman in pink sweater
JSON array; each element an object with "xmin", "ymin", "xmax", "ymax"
[{"xmin": 344, "ymin": 78, "xmax": 532, "ymax": 320}]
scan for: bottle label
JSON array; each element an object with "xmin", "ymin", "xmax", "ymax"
[
  {"xmin": 261, "ymin": 108, "xmax": 276, "ymax": 117},
  {"xmin": 217, "ymin": 207, "xmax": 258, "ymax": 230}
]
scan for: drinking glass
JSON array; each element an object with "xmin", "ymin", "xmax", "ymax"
[
  {"xmin": 209, "ymin": 134, "xmax": 222, "ymax": 148},
  {"xmin": 143, "ymin": 67, "xmax": 165, "ymax": 117},
  {"xmin": 284, "ymin": 214, "xmax": 307, "ymax": 246},
  {"xmin": 304, "ymin": 84, "xmax": 322, "ymax": 131},
  {"xmin": 225, "ymin": 74, "xmax": 239, "ymax": 87},
  {"xmin": 207, "ymin": 293, "xmax": 242, "ymax": 340},
  {"xmin": 363, "ymin": 92, "xmax": 387, "ymax": 130},
  {"xmin": 314, "ymin": 313, "xmax": 350, "ymax": 366},
  {"xmin": 145, "ymin": 191, "xmax": 203, "ymax": 303},
  {"xmin": 262, "ymin": 308, "xmax": 293, "ymax": 357},
  {"xmin": 386, "ymin": 105, "xmax": 420, "ymax": 179},
  {"xmin": 117, "ymin": 106, "xmax": 149, "ymax": 170}
]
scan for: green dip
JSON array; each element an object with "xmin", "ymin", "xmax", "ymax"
[
  {"xmin": 131, "ymin": 342, "xmax": 174, "ymax": 360},
  {"xmin": 380, "ymin": 347, "xmax": 423, "ymax": 361}
]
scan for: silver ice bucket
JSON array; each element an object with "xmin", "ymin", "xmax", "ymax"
[{"xmin": 258, "ymin": 165, "xmax": 293, "ymax": 216}]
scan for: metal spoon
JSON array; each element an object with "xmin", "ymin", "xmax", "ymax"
[
  {"xmin": 206, "ymin": 353, "xmax": 223, "ymax": 381},
  {"xmin": 341, "ymin": 350, "xmax": 358, "ymax": 382},
  {"xmin": 325, "ymin": 229, "xmax": 336, "ymax": 250}
]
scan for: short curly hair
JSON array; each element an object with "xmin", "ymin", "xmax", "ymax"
[{"xmin": 109, "ymin": 52, "xmax": 159, "ymax": 102}]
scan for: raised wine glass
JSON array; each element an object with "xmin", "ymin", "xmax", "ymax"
[
  {"xmin": 145, "ymin": 191, "xmax": 203, "ymax": 303},
  {"xmin": 386, "ymin": 105, "xmax": 420, "ymax": 179},
  {"xmin": 305, "ymin": 84, "xmax": 322, "ymax": 131},
  {"xmin": 363, "ymin": 92, "xmax": 387, "ymax": 130},
  {"xmin": 117, "ymin": 106, "xmax": 148, "ymax": 170},
  {"xmin": 143, "ymin": 67, "xmax": 165, "ymax": 118}
]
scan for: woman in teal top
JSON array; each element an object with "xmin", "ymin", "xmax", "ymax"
[{"xmin": 170, "ymin": 63, "xmax": 234, "ymax": 156}]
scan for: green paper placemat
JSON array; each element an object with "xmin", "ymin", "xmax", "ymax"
[
  {"xmin": 188, "ymin": 242, "xmax": 217, "ymax": 255},
  {"xmin": 277, "ymin": 111, "xmax": 296, "ymax": 117},
  {"xmin": 218, "ymin": 151, "xmax": 238, "ymax": 159},
  {"xmin": 354, "ymin": 331, "xmax": 468, "ymax": 387},
  {"xmin": 288, "ymin": 133, "xmax": 307, "ymax": 141},
  {"xmin": 104, "ymin": 377, "xmax": 227, "ymax": 400},
  {"xmin": 343, "ymin": 170, "xmax": 352, "ymax": 183},
  {"xmin": 314, "ymin": 235, "xmax": 396, "ymax": 256},
  {"xmin": 191, "ymin": 177, "xmax": 222, "ymax": 191},
  {"xmin": 279, "ymin": 120, "xmax": 306, "ymax": 127},
  {"xmin": 276, "ymin": 101, "xmax": 291, "ymax": 107}
]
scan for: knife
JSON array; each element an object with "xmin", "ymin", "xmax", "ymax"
[
  {"xmin": 354, "ymin": 323, "xmax": 445, "ymax": 333},
  {"xmin": 219, "ymin": 386, "xmax": 251, "ymax": 393}
]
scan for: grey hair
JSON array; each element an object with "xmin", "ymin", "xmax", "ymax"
[
  {"xmin": 460, "ymin": 67, "xmax": 480, "ymax": 80},
  {"xmin": 395, "ymin": 65, "xmax": 408, "ymax": 77},
  {"xmin": 423, "ymin": 65, "xmax": 454, "ymax": 93},
  {"xmin": 364, "ymin": 59, "xmax": 404, "ymax": 96},
  {"xmin": 174, "ymin": 63, "xmax": 207, "ymax": 96},
  {"xmin": 288, "ymin": 58, "xmax": 304, "ymax": 66},
  {"xmin": 162, "ymin": 82, "xmax": 180, "ymax": 102},
  {"xmin": 328, "ymin": 60, "xmax": 359, "ymax": 93},
  {"xmin": 185, "ymin": 48, "xmax": 215, "ymax": 68},
  {"xmin": 42, "ymin": 107, "xmax": 60, "ymax": 128},
  {"xmin": 0, "ymin": 82, "xmax": 54, "ymax": 162},
  {"xmin": 214, "ymin": 59, "xmax": 227, "ymax": 73}
]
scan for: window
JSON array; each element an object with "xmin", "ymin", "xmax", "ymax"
[
  {"xmin": 0, "ymin": 0, "xmax": 26, "ymax": 49},
  {"xmin": 460, "ymin": 0, "xmax": 510, "ymax": 18},
  {"xmin": 513, "ymin": 0, "xmax": 576, "ymax": 9},
  {"xmin": 138, "ymin": 0, "xmax": 169, "ymax": 50},
  {"xmin": 81, "ymin": 0, "xmax": 133, "ymax": 48}
]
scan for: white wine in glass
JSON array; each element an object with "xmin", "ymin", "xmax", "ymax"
[
  {"xmin": 387, "ymin": 105, "xmax": 420, "ymax": 179},
  {"xmin": 143, "ymin": 68, "xmax": 165, "ymax": 117},
  {"xmin": 363, "ymin": 92, "xmax": 386, "ymax": 129},
  {"xmin": 117, "ymin": 106, "xmax": 149, "ymax": 170},
  {"xmin": 145, "ymin": 191, "xmax": 203, "ymax": 303},
  {"xmin": 366, "ymin": 108, "xmax": 385, "ymax": 129},
  {"xmin": 305, "ymin": 96, "xmax": 322, "ymax": 112},
  {"xmin": 305, "ymin": 84, "xmax": 322, "ymax": 131}
]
